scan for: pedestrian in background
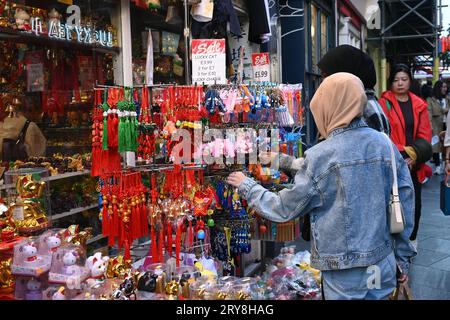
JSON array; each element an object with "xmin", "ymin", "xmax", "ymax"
[
  {"xmin": 379, "ymin": 64, "xmax": 433, "ymax": 247},
  {"xmin": 427, "ymin": 81, "xmax": 449, "ymax": 175}
]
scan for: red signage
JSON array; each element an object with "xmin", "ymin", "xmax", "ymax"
[
  {"xmin": 191, "ymin": 39, "xmax": 226, "ymax": 55},
  {"xmin": 252, "ymin": 53, "xmax": 270, "ymax": 67}
]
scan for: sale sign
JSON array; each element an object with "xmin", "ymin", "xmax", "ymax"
[
  {"xmin": 192, "ymin": 39, "xmax": 226, "ymax": 85},
  {"xmin": 252, "ymin": 53, "xmax": 270, "ymax": 82}
]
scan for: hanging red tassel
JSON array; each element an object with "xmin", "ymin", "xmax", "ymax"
[
  {"xmin": 102, "ymin": 194, "xmax": 110, "ymax": 236},
  {"xmin": 176, "ymin": 220, "xmax": 182, "ymax": 267},
  {"xmin": 167, "ymin": 221, "xmax": 172, "ymax": 258},
  {"xmin": 188, "ymin": 220, "xmax": 193, "ymax": 249},
  {"xmin": 151, "ymin": 224, "xmax": 158, "ymax": 263},
  {"xmin": 158, "ymin": 227, "xmax": 164, "ymax": 263}
]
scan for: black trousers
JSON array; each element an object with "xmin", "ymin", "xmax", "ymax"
[
  {"xmin": 433, "ymin": 153, "xmax": 441, "ymax": 166},
  {"xmin": 410, "ymin": 172, "xmax": 422, "ymax": 241}
]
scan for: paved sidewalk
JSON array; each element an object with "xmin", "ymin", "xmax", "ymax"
[{"xmin": 409, "ymin": 174, "xmax": 450, "ymax": 300}]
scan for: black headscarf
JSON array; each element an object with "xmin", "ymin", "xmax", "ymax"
[{"xmin": 318, "ymin": 45, "xmax": 377, "ymax": 90}]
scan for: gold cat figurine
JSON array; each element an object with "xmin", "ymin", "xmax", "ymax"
[{"xmin": 13, "ymin": 175, "xmax": 48, "ymax": 234}]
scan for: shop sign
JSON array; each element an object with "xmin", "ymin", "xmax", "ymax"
[
  {"xmin": 191, "ymin": 39, "xmax": 226, "ymax": 85},
  {"xmin": 252, "ymin": 53, "xmax": 271, "ymax": 82}
]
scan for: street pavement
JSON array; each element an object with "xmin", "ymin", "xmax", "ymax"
[{"xmin": 409, "ymin": 174, "xmax": 450, "ymax": 300}]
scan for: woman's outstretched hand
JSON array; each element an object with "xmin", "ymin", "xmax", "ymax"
[{"xmin": 226, "ymin": 172, "xmax": 247, "ymax": 188}]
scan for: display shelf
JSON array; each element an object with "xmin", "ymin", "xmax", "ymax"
[
  {"xmin": 49, "ymin": 203, "xmax": 97, "ymax": 221},
  {"xmin": 0, "ymin": 170, "xmax": 90, "ymax": 191},
  {"xmin": 0, "ymin": 26, "xmax": 121, "ymax": 54}
]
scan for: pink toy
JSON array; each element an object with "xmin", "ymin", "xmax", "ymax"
[
  {"xmin": 48, "ymin": 245, "xmax": 90, "ymax": 285},
  {"xmin": 25, "ymin": 277, "xmax": 42, "ymax": 300},
  {"xmin": 11, "ymin": 239, "xmax": 52, "ymax": 277},
  {"xmin": 45, "ymin": 235, "xmax": 61, "ymax": 254},
  {"xmin": 21, "ymin": 243, "xmax": 38, "ymax": 263}
]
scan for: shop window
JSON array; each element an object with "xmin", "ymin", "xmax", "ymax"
[
  {"xmin": 310, "ymin": 4, "xmax": 318, "ymax": 74},
  {"xmin": 310, "ymin": 4, "xmax": 330, "ymax": 75},
  {"xmin": 0, "ymin": 0, "xmax": 121, "ymax": 156},
  {"xmin": 320, "ymin": 12, "xmax": 329, "ymax": 59}
]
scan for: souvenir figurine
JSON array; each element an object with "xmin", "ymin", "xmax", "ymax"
[
  {"xmin": 11, "ymin": 175, "xmax": 49, "ymax": 234},
  {"xmin": 25, "ymin": 277, "xmax": 42, "ymax": 300},
  {"xmin": 11, "ymin": 239, "xmax": 52, "ymax": 277},
  {"xmin": 85, "ymin": 252, "xmax": 109, "ymax": 282}
]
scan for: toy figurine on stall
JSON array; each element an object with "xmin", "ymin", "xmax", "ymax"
[
  {"xmin": 12, "ymin": 175, "xmax": 48, "ymax": 234},
  {"xmin": 25, "ymin": 277, "xmax": 42, "ymax": 300},
  {"xmin": 85, "ymin": 252, "xmax": 109, "ymax": 283}
]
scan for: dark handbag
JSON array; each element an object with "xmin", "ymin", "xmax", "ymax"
[
  {"xmin": 440, "ymin": 178, "xmax": 450, "ymax": 216},
  {"xmin": 2, "ymin": 120, "xmax": 30, "ymax": 163}
]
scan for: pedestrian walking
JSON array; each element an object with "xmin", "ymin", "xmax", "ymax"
[
  {"xmin": 427, "ymin": 81, "xmax": 450, "ymax": 175},
  {"xmin": 379, "ymin": 64, "xmax": 433, "ymax": 246}
]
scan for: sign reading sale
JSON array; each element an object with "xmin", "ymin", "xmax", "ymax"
[
  {"xmin": 252, "ymin": 53, "xmax": 270, "ymax": 82},
  {"xmin": 192, "ymin": 39, "xmax": 226, "ymax": 85}
]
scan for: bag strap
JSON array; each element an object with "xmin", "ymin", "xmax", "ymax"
[
  {"xmin": 383, "ymin": 133, "xmax": 399, "ymax": 198},
  {"xmin": 16, "ymin": 120, "xmax": 30, "ymax": 145}
]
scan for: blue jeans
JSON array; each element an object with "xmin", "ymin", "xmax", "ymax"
[{"xmin": 322, "ymin": 252, "xmax": 397, "ymax": 300}]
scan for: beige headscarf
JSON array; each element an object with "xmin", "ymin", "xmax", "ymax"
[{"xmin": 310, "ymin": 72, "xmax": 367, "ymax": 139}]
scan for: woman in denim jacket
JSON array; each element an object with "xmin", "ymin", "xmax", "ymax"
[{"xmin": 227, "ymin": 73, "xmax": 416, "ymax": 300}]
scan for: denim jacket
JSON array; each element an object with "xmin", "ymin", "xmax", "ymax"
[{"xmin": 239, "ymin": 118, "xmax": 417, "ymax": 274}]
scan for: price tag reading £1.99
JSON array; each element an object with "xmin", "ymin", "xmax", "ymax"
[{"xmin": 252, "ymin": 53, "xmax": 270, "ymax": 82}]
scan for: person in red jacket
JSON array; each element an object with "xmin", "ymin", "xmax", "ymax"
[{"xmin": 379, "ymin": 64, "xmax": 433, "ymax": 245}]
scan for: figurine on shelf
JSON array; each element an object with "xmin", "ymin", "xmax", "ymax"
[{"xmin": 14, "ymin": 8, "xmax": 31, "ymax": 31}]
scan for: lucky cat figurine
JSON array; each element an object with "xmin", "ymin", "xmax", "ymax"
[{"xmin": 85, "ymin": 252, "xmax": 109, "ymax": 280}]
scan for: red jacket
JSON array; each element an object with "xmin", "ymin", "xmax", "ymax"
[{"xmin": 379, "ymin": 90, "xmax": 432, "ymax": 183}]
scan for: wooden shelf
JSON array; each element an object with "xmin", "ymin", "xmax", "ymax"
[{"xmin": 0, "ymin": 27, "xmax": 120, "ymax": 54}]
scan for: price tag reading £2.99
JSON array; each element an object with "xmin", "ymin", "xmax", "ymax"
[{"xmin": 252, "ymin": 53, "xmax": 270, "ymax": 82}]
